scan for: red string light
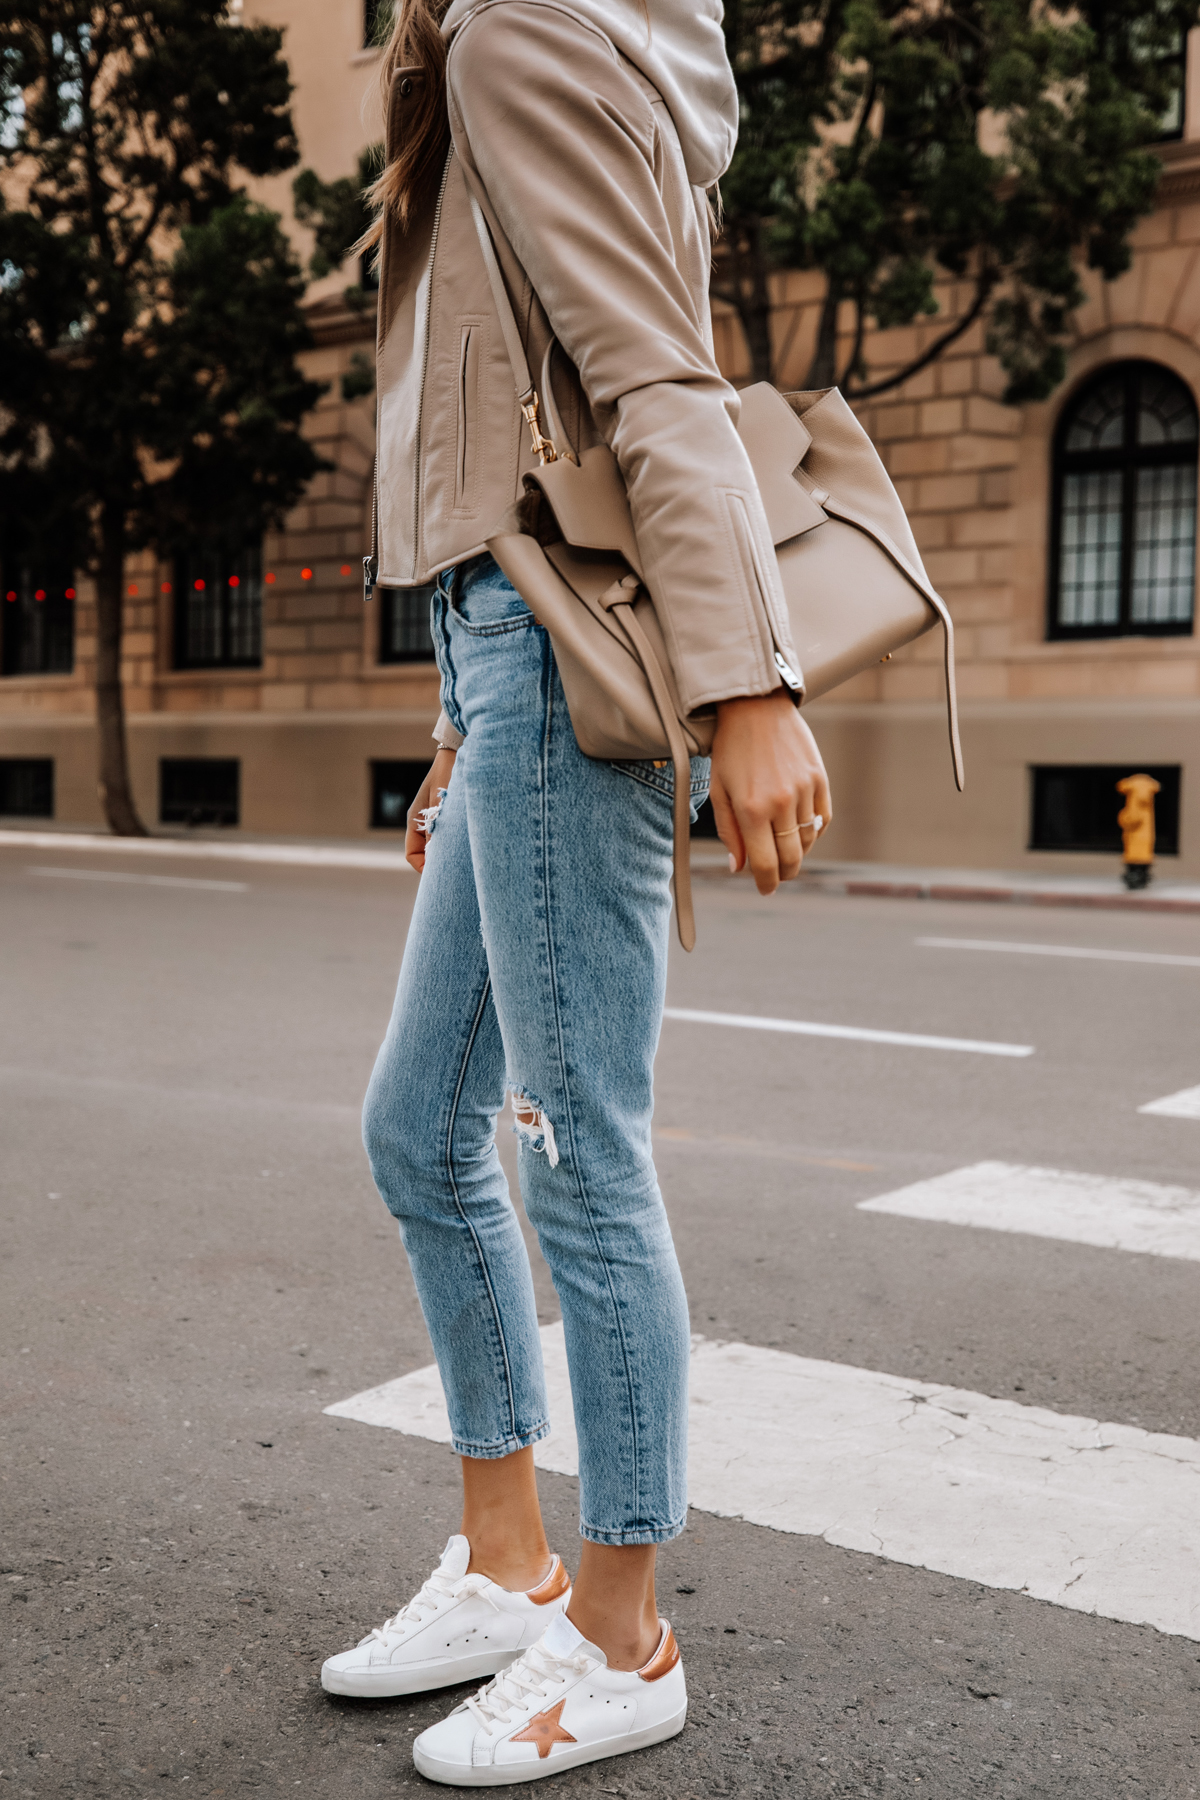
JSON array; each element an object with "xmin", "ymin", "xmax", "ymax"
[
  {"xmin": 340, "ymin": 563, "xmax": 352, "ymax": 576},
  {"xmin": 66, "ymin": 587, "xmax": 76, "ymax": 599},
  {"xmin": 35, "ymin": 588, "xmax": 45, "ymax": 601},
  {"xmin": 127, "ymin": 583, "xmax": 138, "ymax": 597},
  {"xmin": 194, "ymin": 579, "xmax": 205, "ymax": 591},
  {"xmin": 5, "ymin": 590, "xmax": 15, "ymax": 602},
  {"xmin": 301, "ymin": 566, "xmax": 313, "ymax": 581},
  {"xmin": 228, "ymin": 575, "xmax": 240, "ymax": 588},
  {"xmin": 160, "ymin": 583, "xmax": 171, "ymax": 594},
  {"xmin": 265, "ymin": 572, "xmax": 276, "ymax": 584}
]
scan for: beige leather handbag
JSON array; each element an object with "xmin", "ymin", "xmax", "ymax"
[{"xmin": 470, "ymin": 198, "xmax": 963, "ymax": 951}]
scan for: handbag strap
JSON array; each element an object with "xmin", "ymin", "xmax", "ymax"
[{"xmin": 469, "ymin": 195, "xmax": 563, "ymax": 465}]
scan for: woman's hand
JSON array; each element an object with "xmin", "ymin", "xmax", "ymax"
[
  {"xmin": 405, "ymin": 748, "xmax": 457, "ymax": 874},
  {"xmin": 708, "ymin": 691, "xmax": 832, "ymax": 895}
]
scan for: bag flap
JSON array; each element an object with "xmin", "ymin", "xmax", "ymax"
[
  {"xmin": 525, "ymin": 445, "xmax": 644, "ymax": 579},
  {"xmin": 734, "ymin": 383, "xmax": 827, "ymax": 546}
]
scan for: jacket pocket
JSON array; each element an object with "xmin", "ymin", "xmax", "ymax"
[{"xmin": 454, "ymin": 320, "xmax": 483, "ymax": 513}]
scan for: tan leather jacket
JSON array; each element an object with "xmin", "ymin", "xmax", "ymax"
[{"xmin": 372, "ymin": 0, "xmax": 799, "ymax": 721}]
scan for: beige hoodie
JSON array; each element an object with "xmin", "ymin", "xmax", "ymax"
[{"xmin": 440, "ymin": 0, "xmax": 739, "ymax": 188}]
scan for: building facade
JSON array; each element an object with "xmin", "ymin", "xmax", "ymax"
[{"xmin": 3, "ymin": 2, "xmax": 1198, "ymax": 878}]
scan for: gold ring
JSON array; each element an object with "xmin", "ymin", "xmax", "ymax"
[{"xmin": 773, "ymin": 825, "xmax": 802, "ymax": 838}]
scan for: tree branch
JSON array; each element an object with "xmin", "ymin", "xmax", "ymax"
[{"xmin": 843, "ymin": 270, "xmax": 997, "ymax": 400}]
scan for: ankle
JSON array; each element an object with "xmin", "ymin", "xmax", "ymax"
[
  {"xmin": 465, "ymin": 1540, "xmax": 553, "ymax": 1594},
  {"xmin": 567, "ymin": 1601, "xmax": 660, "ymax": 1673}
]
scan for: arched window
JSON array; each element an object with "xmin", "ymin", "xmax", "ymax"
[{"xmin": 1049, "ymin": 361, "xmax": 1197, "ymax": 638}]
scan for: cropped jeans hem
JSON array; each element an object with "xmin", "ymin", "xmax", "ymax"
[
  {"xmin": 454, "ymin": 1419, "xmax": 552, "ymax": 1461},
  {"xmin": 579, "ymin": 1514, "xmax": 687, "ymax": 1547}
]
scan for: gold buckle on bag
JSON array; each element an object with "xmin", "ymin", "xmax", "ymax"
[{"xmin": 519, "ymin": 390, "xmax": 558, "ymax": 465}]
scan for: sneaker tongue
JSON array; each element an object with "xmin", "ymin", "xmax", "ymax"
[
  {"xmin": 542, "ymin": 1610, "xmax": 606, "ymax": 1665},
  {"xmin": 437, "ymin": 1534, "xmax": 471, "ymax": 1580}
]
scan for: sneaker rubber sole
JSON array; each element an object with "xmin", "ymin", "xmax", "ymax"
[
  {"xmin": 321, "ymin": 1649, "xmax": 520, "ymax": 1699},
  {"xmin": 412, "ymin": 1706, "xmax": 687, "ymax": 1785}
]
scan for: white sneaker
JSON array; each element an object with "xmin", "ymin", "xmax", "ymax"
[
  {"xmin": 412, "ymin": 1610, "xmax": 687, "ymax": 1785},
  {"xmin": 320, "ymin": 1535, "xmax": 571, "ymax": 1699}
]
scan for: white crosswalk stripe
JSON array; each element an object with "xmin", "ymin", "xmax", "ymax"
[
  {"xmin": 857, "ymin": 1161, "xmax": 1200, "ymax": 1260},
  {"xmin": 326, "ymin": 1324, "xmax": 1200, "ymax": 1642},
  {"xmin": 1138, "ymin": 1085, "xmax": 1200, "ymax": 1120}
]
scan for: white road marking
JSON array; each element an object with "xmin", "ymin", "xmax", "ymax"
[
  {"xmin": 663, "ymin": 1006, "xmax": 1033, "ymax": 1058},
  {"xmin": 28, "ymin": 865, "xmax": 248, "ymax": 892},
  {"xmin": 858, "ymin": 1161, "xmax": 1200, "ymax": 1261},
  {"xmin": 917, "ymin": 935, "xmax": 1200, "ymax": 969},
  {"xmin": 0, "ymin": 829, "xmax": 411, "ymax": 872},
  {"xmin": 327, "ymin": 1325, "xmax": 1200, "ymax": 1641},
  {"xmin": 1138, "ymin": 1085, "xmax": 1200, "ymax": 1120}
]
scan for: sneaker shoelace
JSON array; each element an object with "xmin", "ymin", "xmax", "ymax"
[
  {"xmin": 465, "ymin": 1641, "xmax": 592, "ymax": 1732},
  {"xmin": 363, "ymin": 1569, "xmax": 495, "ymax": 1648}
]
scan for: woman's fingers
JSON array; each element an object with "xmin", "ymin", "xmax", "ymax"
[
  {"xmin": 743, "ymin": 813, "xmax": 784, "ymax": 894},
  {"xmin": 708, "ymin": 768, "xmax": 746, "ymax": 874},
  {"xmin": 404, "ymin": 748, "xmax": 457, "ymax": 874},
  {"xmin": 709, "ymin": 692, "xmax": 831, "ymax": 894}
]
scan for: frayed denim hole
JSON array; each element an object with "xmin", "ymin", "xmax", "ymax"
[{"xmin": 509, "ymin": 1088, "xmax": 559, "ymax": 1169}]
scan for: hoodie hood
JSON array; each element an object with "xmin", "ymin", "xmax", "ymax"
[{"xmin": 441, "ymin": 0, "xmax": 739, "ymax": 188}]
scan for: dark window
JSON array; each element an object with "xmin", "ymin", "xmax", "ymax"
[
  {"xmin": 364, "ymin": 0, "xmax": 385, "ymax": 48},
  {"xmin": 173, "ymin": 542, "xmax": 262, "ymax": 669},
  {"xmin": 0, "ymin": 757, "xmax": 53, "ymax": 817},
  {"xmin": 379, "ymin": 585, "xmax": 437, "ymax": 663},
  {"xmin": 1050, "ymin": 362, "xmax": 1197, "ymax": 639},
  {"xmin": 1, "ymin": 561, "xmax": 74, "ymax": 676},
  {"xmin": 1030, "ymin": 764, "xmax": 1180, "ymax": 855},
  {"xmin": 370, "ymin": 758, "xmax": 433, "ymax": 830},
  {"xmin": 1145, "ymin": 23, "xmax": 1188, "ymax": 140},
  {"xmin": 160, "ymin": 758, "xmax": 240, "ymax": 827}
]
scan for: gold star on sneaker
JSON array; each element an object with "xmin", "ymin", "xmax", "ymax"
[{"xmin": 509, "ymin": 1697, "xmax": 577, "ymax": 1759}]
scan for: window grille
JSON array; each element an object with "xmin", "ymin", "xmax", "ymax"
[
  {"xmin": 379, "ymin": 585, "xmax": 437, "ymax": 663},
  {"xmin": 1, "ymin": 561, "xmax": 74, "ymax": 676},
  {"xmin": 173, "ymin": 542, "xmax": 263, "ymax": 669},
  {"xmin": 1049, "ymin": 362, "xmax": 1197, "ymax": 639}
]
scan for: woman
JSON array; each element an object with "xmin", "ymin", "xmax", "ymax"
[{"xmin": 321, "ymin": 0, "xmax": 832, "ymax": 1783}]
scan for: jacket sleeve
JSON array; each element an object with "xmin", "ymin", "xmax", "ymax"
[{"xmin": 446, "ymin": 1, "xmax": 799, "ymax": 718}]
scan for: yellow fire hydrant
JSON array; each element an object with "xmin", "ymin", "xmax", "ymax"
[{"xmin": 1116, "ymin": 772, "xmax": 1160, "ymax": 890}]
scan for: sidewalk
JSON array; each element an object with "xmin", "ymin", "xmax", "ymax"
[
  {"xmin": 691, "ymin": 843, "xmax": 1200, "ymax": 914},
  {"xmin": 4, "ymin": 825, "xmax": 1200, "ymax": 911}
]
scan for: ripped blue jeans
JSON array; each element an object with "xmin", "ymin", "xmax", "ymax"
[{"xmin": 362, "ymin": 555, "xmax": 709, "ymax": 1544}]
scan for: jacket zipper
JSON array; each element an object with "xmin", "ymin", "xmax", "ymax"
[
  {"xmin": 411, "ymin": 150, "xmax": 454, "ymax": 580},
  {"xmin": 363, "ymin": 458, "xmax": 380, "ymax": 603}
]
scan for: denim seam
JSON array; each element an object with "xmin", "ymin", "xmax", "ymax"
[
  {"xmin": 536, "ymin": 647, "xmax": 646, "ymax": 1535},
  {"xmin": 443, "ymin": 973, "xmax": 520, "ymax": 1448},
  {"xmin": 452, "ymin": 616, "xmax": 537, "ymax": 639},
  {"xmin": 433, "ymin": 591, "xmax": 466, "ymax": 738}
]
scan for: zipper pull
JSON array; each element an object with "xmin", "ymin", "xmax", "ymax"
[
  {"xmin": 362, "ymin": 554, "xmax": 378, "ymax": 604},
  {"xmin": 774, "ymin": 649, "xmax": 803, "ymax": 693}
]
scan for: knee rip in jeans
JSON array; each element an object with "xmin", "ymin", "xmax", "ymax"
[{"xmin": 510, "ymin": 1089, "xmax": 559, "ymax": 1169}]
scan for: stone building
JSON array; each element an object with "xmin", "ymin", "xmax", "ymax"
[{"xmin": 2, "ymin": 1, "xmax": 1197, "ymax": 878}]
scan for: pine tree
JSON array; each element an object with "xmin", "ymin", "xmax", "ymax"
[{"xmin": 0, "ymin": 1, "xmax": 324, "ymax": 833}]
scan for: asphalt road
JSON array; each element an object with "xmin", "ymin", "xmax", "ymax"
[{"xmin": 3, "ymin": 838, "xmax": 1199, "ymax": 1799}]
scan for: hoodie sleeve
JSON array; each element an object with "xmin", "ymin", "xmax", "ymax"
[{"xmin": 445, "ymin": 1, "xmax": 800, "ymax": 718}]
